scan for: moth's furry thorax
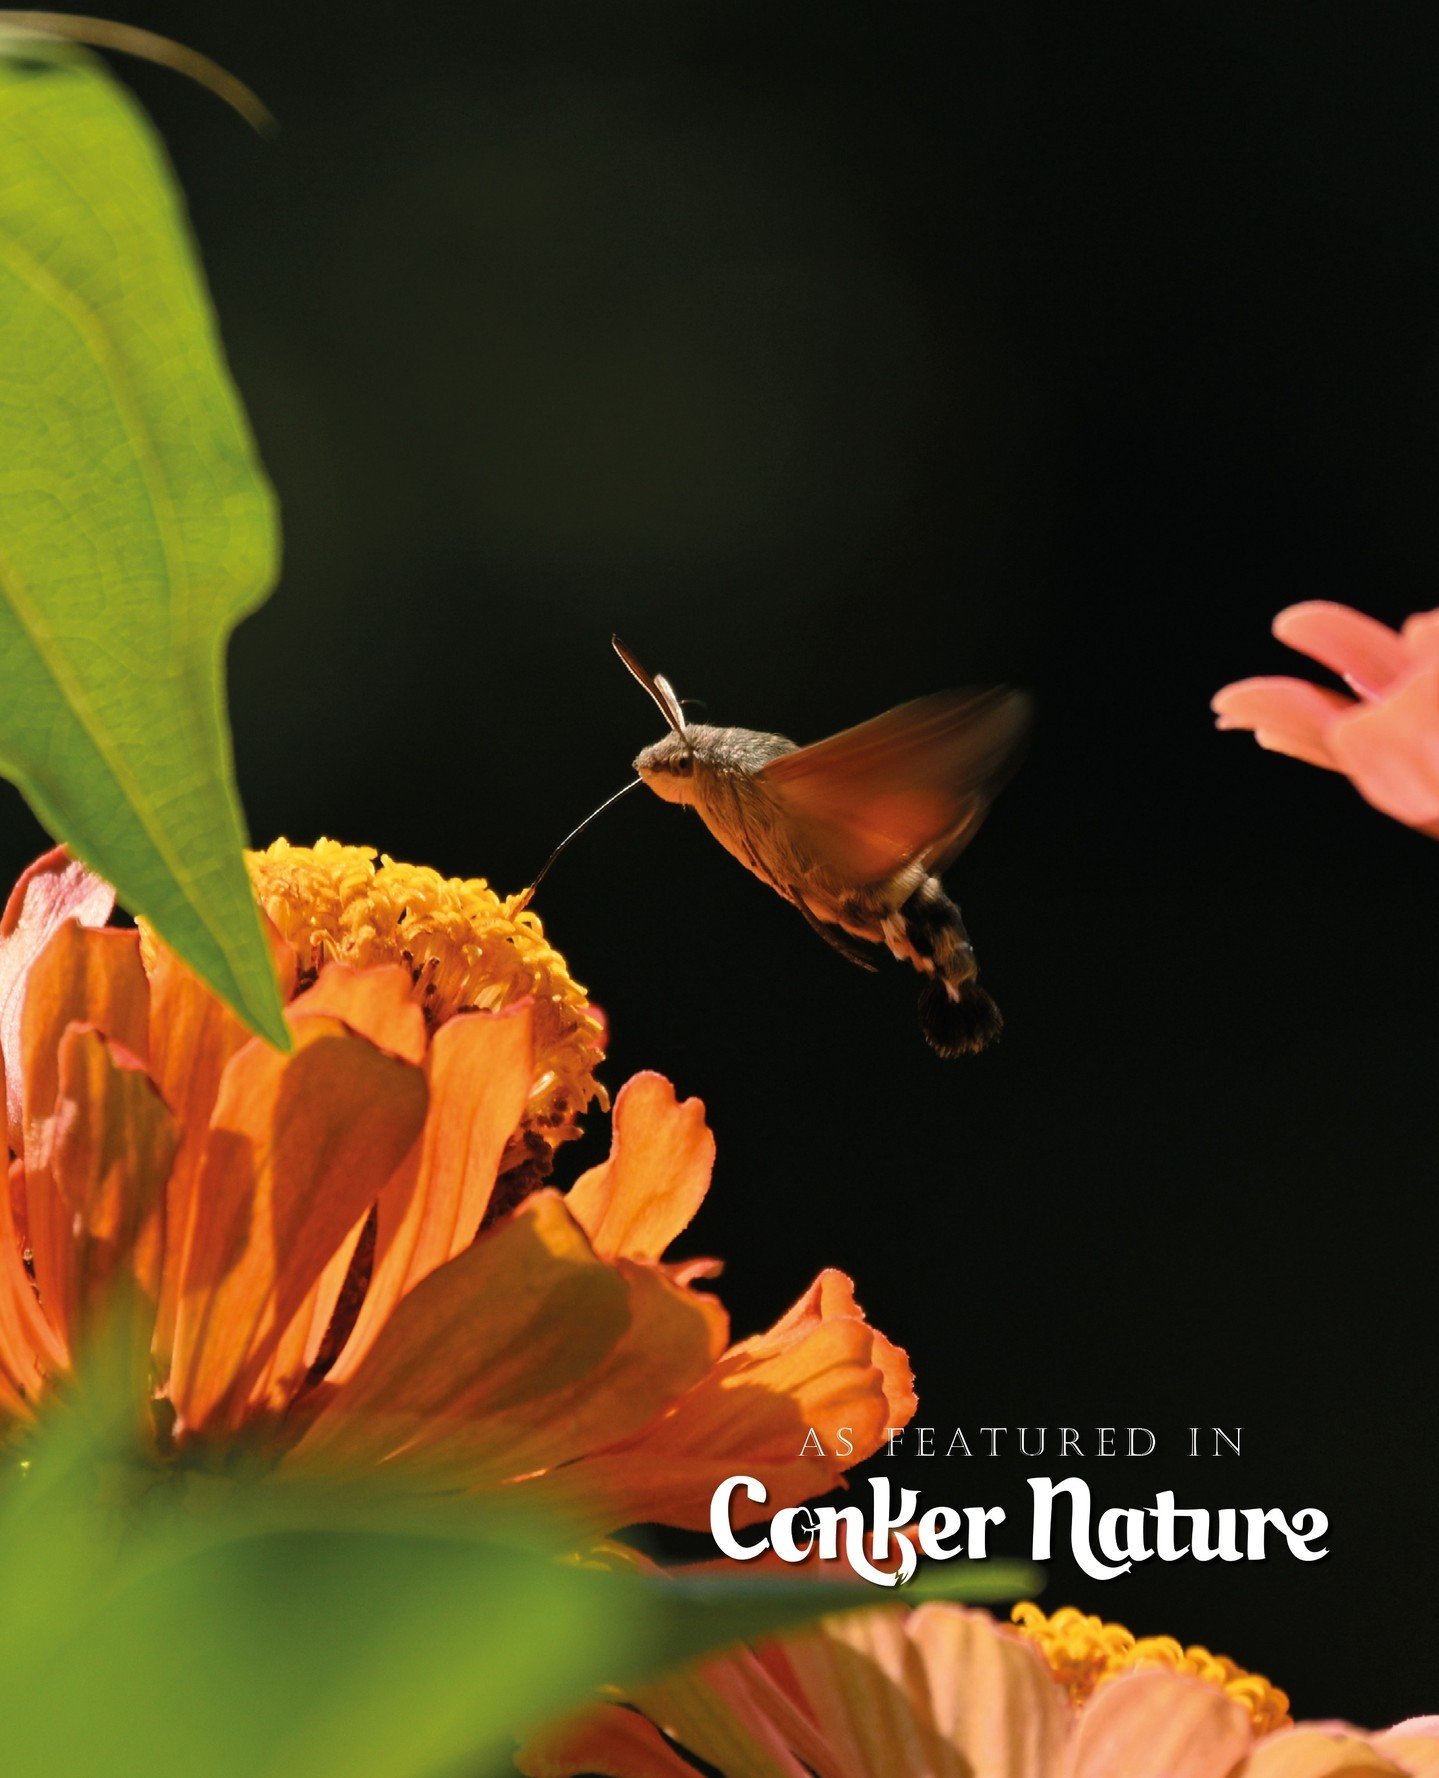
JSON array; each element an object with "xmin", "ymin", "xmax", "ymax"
[{"xmin": 633, "ymin": 723, "xmax": 795, "ymax": 805}]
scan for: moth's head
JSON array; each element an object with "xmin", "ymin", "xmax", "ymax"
[
  {"xmin": 614, "ymin": 636, "xmax": 704, "ymax": 804},
  {"xmin": 634, "ymin": 729, "xmax": 699, "ymax": 804}
]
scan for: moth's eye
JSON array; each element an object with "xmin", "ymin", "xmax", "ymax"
[{"xmin": 673, "ymin": 754, "xmax": 694, "ymax": 774}]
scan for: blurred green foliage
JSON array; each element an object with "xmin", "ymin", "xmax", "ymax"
[
  {"xmin": 0, "ymin": 45, "xmax": 285, "ymax": 1045},
  {"xmin": 0, "ymin": 1369, "xmax": 1035, "ymax": 1778}
]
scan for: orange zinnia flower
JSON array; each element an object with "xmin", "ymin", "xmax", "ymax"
[
  {"xmin": 519, "ymin": 1601, "xmax": 1439, "ymax": 1778},
  {"xmin": 1213, "ymin": 600, "xmax": 1439, "ymax": 837},
  {"xmin": 0, "ymin": 840, "xmax": 912, "ymax": 1532}
]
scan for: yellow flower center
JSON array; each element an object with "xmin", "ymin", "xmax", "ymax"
[
  {"xmin": 1010, "ymin": 1603, "xmax": 1291, "ymax": 1735},
  {"xmin": 246, "ymin": 839, "xmax": 607, "ymax": 1179}
]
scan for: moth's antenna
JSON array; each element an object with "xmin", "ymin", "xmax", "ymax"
[
  {"xmin": 513, "ymin": 778, "xmax": 643, "ymax": 912},
  {"xmin": 0, "ymin": 12, "xmax": 275, "ymax": 132},
  {"xmin": 612, "ymin": 634, "xmax": 687, "ymax": 735}
]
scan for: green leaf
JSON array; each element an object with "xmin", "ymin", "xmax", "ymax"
[
  {"xmin": 0, "ymin": 49, "xmax": 287, "ymax": 1046},
  {"xmin": 0, "ymin": 1386, "xmax": 1039, "ymax": 1778}
]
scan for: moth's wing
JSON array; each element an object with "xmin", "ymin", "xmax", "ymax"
[{"xmin": 758, "ymin": 689, "xmax": 1030, "ymax": 885}]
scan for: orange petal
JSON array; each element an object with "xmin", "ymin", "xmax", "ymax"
[
  {"xmin": 0, "ymin": 848, "xmax": 113, "ymax": 1152},
  {"xmin": 634, "ymin": 1661, "xmax": 817, "ymax": 1778},
  {"xmin": 533, "ymin": 1279, "xmax": 906, "ymax": 1532},
  {"xmin": 243, "ymin": 964, "xmax": 439, "ymax": 1406},
  {"xmin": 492, "ymin": 1256, "xmax": 727, "ymax": 1487},
  {"xmin": 0, "ymin": 1136, "xmax": 60, "ymax": 1412},
  {"xmin": 48, "ymin": 1027, "xmax": 179, "ymax": 1349},
  {"xmin": 290, "ymin": 961, "xmax": 428, "ymax": 1063},
  {"xmin": 242, "ymin": 1216, "xmax": 370, "ymax": 1417},
  {"xmin": 326, "ymin": 1002, "xmax": 535, "ymax": 1386},
  {"xmin": 145, "ymin": 944, "xmax": 254, "ymax": 1365},
  {"xmin": 516, "ymin": 1702, "xmax": 707, "ymax": 1778},
  {"xmin": 1070, "ymin": 1670, "xmax": 1255, "ymax": 1778},
  {"xmin": 0, "ymin": 1368, "xmax": 28, "ymax": 1421},
  {"xmin": 567, "ymin": 1072, "xmax": 715, "ymax": 1263},
  {"xmin": 20, "ymin": 925, "xmax": 149, "ymax": 1338},
  {"xmin": 1243, "ymin": 1729, "xmax": 1411, "ymax": 1777},
  {"xmin": 167, "ymin": 1018, "xmax": 427, "ymax": 1437},
  {"xmin": 667, "ymin": 1256, "xmax": 724, "ymax": 1287},
  {"xmin": 1212, "ymin": 678, "xmax": 1351, "ymax": 769},
  {"xmin": 290, "ymin": 1191, "xmax": 628, "ymax": 1475},
  {"xmin": 764, "ymin": 1271, "xmax": 916, "ymax": 1428},
  {"xmin": 293, "ymin": 1193, "xmax": 719, "ymax": 1487},
  {"xmin": 1274, "ymin": 602, "xmax": 1408, "ymax": 698}
]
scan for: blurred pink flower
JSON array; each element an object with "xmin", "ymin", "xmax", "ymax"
[
  {"xmin": 517, "ymin": 1602, "xmax": 1439, "ymax": 1778},
  {"xmin": 1213, "ymin": 601, "xmax": 1439, "ymax": 837}
]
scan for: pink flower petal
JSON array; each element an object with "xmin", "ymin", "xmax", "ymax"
[
  {"xmin": 903, "ymin": 1605, "xmax": 1071, "ymax": 1777},
  {"xmin": 1069, "ymin": 1671, "xmax": 1254, "ymax": 1778},
  {"xmin": 0, "ymin": 848, "xmax": 113, "ymax": 1148},
  {"xmin": 1212, "ymin": 678, "xmax": 1351, "ymax": 769},
  {"xmin": 1274, "ymin": 602, "xmax": 1408, "ymax": 698},
  {"xmin": 1375, "ymin": 1718, "xmax": 1439, "ymax": 1776},
  {"xmin": 1377, "ymin": 1745, "xmax": 1439, "ymax": 1777},
  {"xmin": 1329, "ymin": 659, "xmax": 1439, "ymax": 836},
  {"xmin": 1243, "ymin": 1726, "xmax": 1409, "ymax": 1776},
  {"xmin": 1400, "ymin": 609, "xmax": 1439, "ymax": 663}
]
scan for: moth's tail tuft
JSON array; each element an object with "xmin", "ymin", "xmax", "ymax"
[
  {"xmin": 891, "ymin": 877, "xmax": 1004, "ymax": 1056},
  {"xmin": 918, "ymin": 978, "xmax": 1003, "ymax": 1057}
]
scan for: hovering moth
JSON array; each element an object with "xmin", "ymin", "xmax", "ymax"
[{"xmin": 614, "ymin": 637, "xmax": 1030, "ymax": 1056}]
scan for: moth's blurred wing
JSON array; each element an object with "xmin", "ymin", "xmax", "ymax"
[{"xmin": 758, "ymin": 689, "xmax": 1030, "ymax": 884}]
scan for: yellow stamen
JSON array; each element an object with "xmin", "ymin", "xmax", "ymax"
[
  {"xmin": 246, "ymin": 839, "xmax": 607, "ymax": 1171},
  {"xmin": 1010, "ymin": 1603, "xmax": 1291, "ymax": 1735}
]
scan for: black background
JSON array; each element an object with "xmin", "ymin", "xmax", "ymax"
[{"xmin": 4, "ymin": 1, "xmax": 1438, "ymax": 1728}]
